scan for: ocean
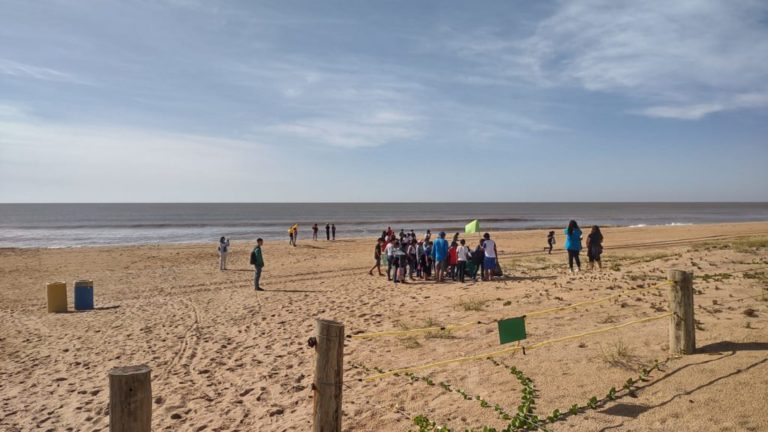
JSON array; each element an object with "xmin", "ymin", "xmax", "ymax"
[{"xmin": 1, "ymin": 203, "xmax": 767, "ymax": 248}]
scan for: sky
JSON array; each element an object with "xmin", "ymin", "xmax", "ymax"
[{"xmin": 1, "ymin": 0, "xmax": 767, "ymax": 203}]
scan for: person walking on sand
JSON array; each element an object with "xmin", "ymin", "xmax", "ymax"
[
  {"xmin": 586, "ymin": 225, "xmax": 604, "ymax": 271},
  {"xmin": 431, "ymin": 231, "xmax": 449, "ymax": 283},
  {"xmin": 546, "ymin": 231, "xmax": 556, "ymax": 254},
  {"xmin": 312, "ymin": 223, "xmax": 318, "ymax": 241},
  {"xmin": 482, "ymin": 233, "xmax": 498, "ymax": 282},
  {"xmin": 564, "ymin": 220, "xmax": 583, "ymax": 273},
  {"xmin": 218, "ymin": 236, "xmax": 230, "ymax": 271},
  {"xmin": 250, "ymin": 238, "xmax": 265, "ymax": 291},
  {"xmin": 325, "ymin": 223, "xmax": 330, "ymax": 241},
  {"xmin": 331, "ymin": 224, "xmax": 336, "ymax": 240},
  {"xmin": 369, "ymin": 238, "xmax": 385, "ymax": 276}
]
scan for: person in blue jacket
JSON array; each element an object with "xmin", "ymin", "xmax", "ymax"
[
  {"xmin": 564, "ymin": 220, "xmax": 583, "ymax": 273},
  {"xmin": 431, "ymin": 231, "xmax": 449, "ymax": 283}
]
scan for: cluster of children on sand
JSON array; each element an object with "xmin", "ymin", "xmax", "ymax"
[
  {"xmin": 367, "ymin": 220, "xmax": 605, "ymax": 282},
  {"xmin": 369, "ymin": 227, "xmax": 501, "ymax": 284}
]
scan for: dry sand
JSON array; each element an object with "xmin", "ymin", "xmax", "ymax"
[{"xmin": 1, "ymin": 222, "xmax": 767, "ymax": 432}]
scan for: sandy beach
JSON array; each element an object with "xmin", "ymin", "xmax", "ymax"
[{"xmin": 1, "ymin": 222, "xmax": 767, "ymax": 432}]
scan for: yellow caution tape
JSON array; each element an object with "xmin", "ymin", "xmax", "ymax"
[
  {"xmin": 353, "ymin": 280, "xmax": 673, "ymax": 340},
  {"xmin": 364, "ymin": 312, "xmax": 673, "ymax": 381}
]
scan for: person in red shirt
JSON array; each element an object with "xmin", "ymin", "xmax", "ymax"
[{"xmin": 448, "ymin": 241, "xmax": 459, "ymax": 281}]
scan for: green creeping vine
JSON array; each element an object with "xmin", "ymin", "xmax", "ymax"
[
  {"xmin": 401, "ymin": 371, "xmax": 514, "ymax": 421},
  {"xmin": 355, "ymin": 357, "xmax": 671, "ymax": 431},
  {"xmin": 542, "ymin": 358, "xmax": 670, "ymax": 426}
]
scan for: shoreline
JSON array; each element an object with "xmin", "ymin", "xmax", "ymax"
[{"xmin": 2, "ymin": 220, "xmax": 767, "ymax": 251}]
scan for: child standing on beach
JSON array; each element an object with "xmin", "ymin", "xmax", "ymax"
[
  {"xmin": 586, "ymin": 226, "xmax": 604, "ymax": 271},
  {"xmin": 457, "ymin": 239, "xmax": 470, "ymax": 282},
  {"xmin": 218, "ymin": 236, "xmax": 230, "ymax": 271},
  {"xmin": 564, "ymin": 220, "xmax": 583, "ymax": 273},
  {"xmin": 482, "ymin": 233, "xmax": 498, "ymax": 282},
  {"xmin": 448, "ymin": 241, "xmax": 459, "ymax": 281},
  {"xmin": 385, "ymin": 238, "xmax": 396, "ymax": 281},
  {"xmin": 546, "ymin": 231, "xmax": 555, "ymax": 254},
  {"xmin": 250, "ymin": 238, "xmax": 265, "ymax": 291},
  {"xmin": 312, "ymin": 224, "xmax": 318, "ymax": 240},
  {"xmin": 369, "ymin": 238, "xmax": 385, "ymax": 276},
  {"xmin": 472, "ymin": 240, "xmax": 484, "ymax": 281}
]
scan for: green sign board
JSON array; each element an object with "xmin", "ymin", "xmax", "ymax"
[{"xmin": 497, "ymin": 316, "xmax": 527, "ymax": 345}]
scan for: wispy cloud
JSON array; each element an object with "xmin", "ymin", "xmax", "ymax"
[
  {"xmin": 637, "ymin": 92, "xmax": 768, "ymax": 119},
  {"xmin": 437, "ymin": 0, "xmax": 768, "ymax": 119},
  {"xmin": 0, "ymin": 106, "xmax": 283, "ymax": 201},
  {"xmin": 0, "ymin": 59, "xmax": 86, "ymax": 84}
]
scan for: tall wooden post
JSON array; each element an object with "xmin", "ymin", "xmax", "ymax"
[
  {"xmin": 313, "ymin": 319, "xmax": 344, "ymax": 432},
  {"xmin": 668, "ymin": 270, "xmax": 695, "ymax": 354},
  {"xmin": 109, "ymin": 365, "xmax": 152, "ymax": 432}
]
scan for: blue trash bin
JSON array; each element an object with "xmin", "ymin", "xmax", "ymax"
[{"xmin": 74, "ymin": 280, "xmax": 94, "ymax": 310}]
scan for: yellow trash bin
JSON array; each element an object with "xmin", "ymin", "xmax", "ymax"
[{"xmin": 46, "ymin": 282, "xmax": 68, "ymax": 313}]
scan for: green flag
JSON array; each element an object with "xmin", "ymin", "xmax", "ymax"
[
  {"xmin": 465, "ymin": 219, "xmax": 480, "ymax": 234},
  {"xmin": 497, "ymin": 316, "xmax": 527, "ymax": 345}
]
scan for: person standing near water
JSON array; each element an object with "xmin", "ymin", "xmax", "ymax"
[
  {"xmin": 218, "ymin": 236, "xmax": 230, "ymax": 271},
  {"xmin": 325, "ymin": 223, "xmax": 331, "ymax": 241},
  {"xmin": 586, "ymin": 225, "xmax": 604, "ymax": 271},
  {"xmin": 546, "ymin": 231, "xmax": 556, "ymax": 254},
  {"xmin": 250, "ymin": 238, "xmax": 265, "ymax": 291},
  {"xmin": 564, "ymin": 220, "xmax": 583, "ymax": 273},
  {"xmin": 312, "ymin": 223, "xmax": 318, "ymax": 240},
  {"xmin": 332, "ymin": 224, "xmax": 336, "ymax": 240}
]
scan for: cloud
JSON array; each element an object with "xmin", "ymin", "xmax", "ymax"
[
  {"xmin": 439, "ymin": 0, "xmax": 768, "ymax": 119},
  {"xmin": 0, "ymin": 107, "xmax": 282, "ymax": 201},
  {"xmin": 227, "ymin": 58, "xmax": 424, "ymax": 148},
  {"xmin": 257, "ymin": 110, "xmax": 420, "ymax": 149},
  {"xmin": 637, "ymin": 92, "xmax": 768, "ymax": 119},
  {"xmin": 0, "ymin": 59, "xmax": 86, "ymax": 84}
]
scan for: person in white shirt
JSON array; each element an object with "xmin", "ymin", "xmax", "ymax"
[
  {"xmin": 482, "ymin": 233, "xmax": 498, "ymax": 281},
  {"xmin": 385, "ymin": 240, "xmax": 396, "ymax": 281},
  {"xmin": 218, "ymin": 236, "xmax": 230, "ymax": 271},
  {"xmin": 456, "ymin": 239, "xmax": 471, "ymax": 282}
]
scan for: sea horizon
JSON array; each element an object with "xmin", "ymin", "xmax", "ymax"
[{"xmin": 2, "ymin": 202, "xmax": 767, "ymax": 249}]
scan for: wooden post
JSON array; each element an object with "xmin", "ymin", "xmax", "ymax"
[
  {"xmin": 668, "ymin": 270, "xmax": 695, "ymax": 354},
  {"xmin": 313, "ymin": 319, "xmax": 344, "ymax": 432},
  {"xmin": 109, "ymin": 365, "xmax": 152, "ymax": 432}
]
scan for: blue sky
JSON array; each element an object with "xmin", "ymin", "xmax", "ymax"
[{"xmin": 1, "ymin": 0, "xmax": 767, "ymax": 202}]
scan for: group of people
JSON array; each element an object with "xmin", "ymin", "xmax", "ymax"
[
  {"xmin": 365, "ymin": 220, "xmax": 606, "ymax": 283},
  {"xmin": 218, "ymin": 236, "xmax": 266, "ymax": 290},
  {"xmin": 368, "ymin": 227, "xmax": 501, "ymax": 284},
  {"xmin": 291, "ymin": 223, "xmax": 336, "ymax": 245},
  {"xmin": 218, "ymin": 219, "xmax": 605, "ymax": 293},
  {"xmin": 561, "ymin": 220, "xmax": 604, "ymax": 273}
]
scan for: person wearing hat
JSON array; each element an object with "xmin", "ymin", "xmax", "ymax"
[{"xmin": 431, "ymin": 231, "xmax": 449, "ymax": 282}]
